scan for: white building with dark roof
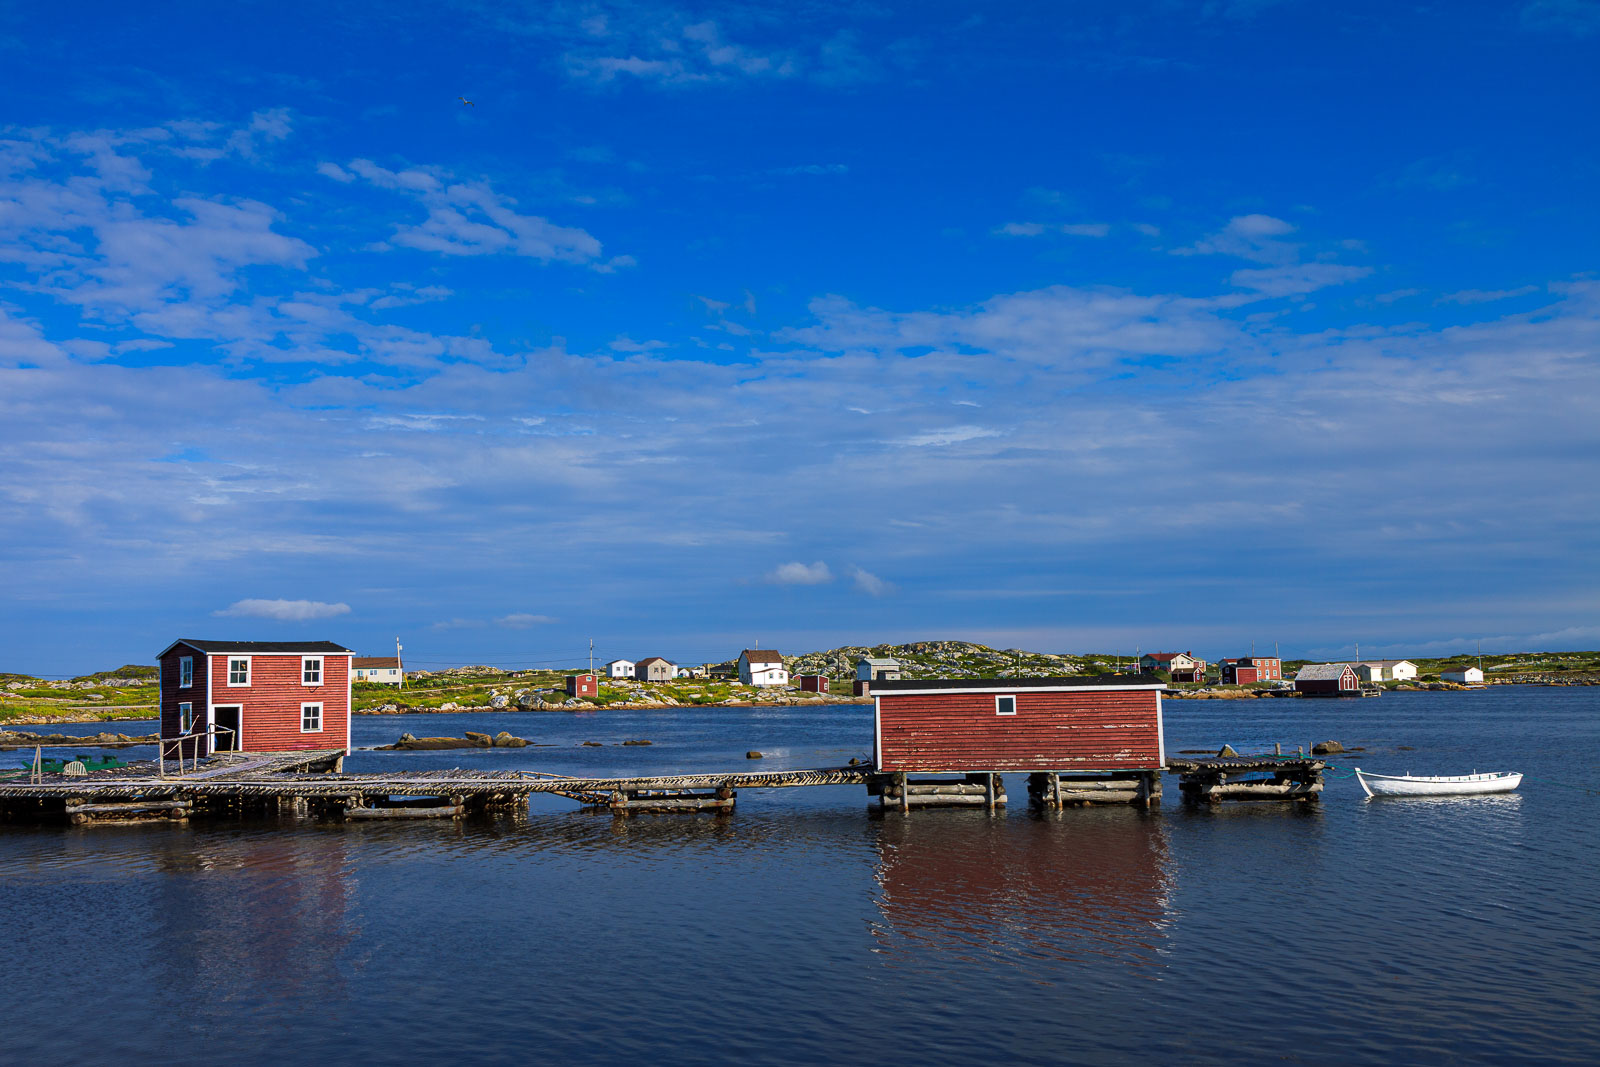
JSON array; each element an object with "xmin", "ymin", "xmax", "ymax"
[{"xmin": 738, "ymin": 649, "xmax": 789, "ymax": 686}]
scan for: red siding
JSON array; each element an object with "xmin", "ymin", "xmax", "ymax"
[
  {"xmin": 208, "ymin": 653, "xmax": 350, "ymax": 752},
  {"xmin": 876, "ymin": 689, "xmax": 1163, "ymax": 772}
]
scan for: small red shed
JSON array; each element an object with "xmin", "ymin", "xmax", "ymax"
[
  {"xmin": 795, "ymin": 674, "xmax": 830, "ymax": 693},
  {"xmin": 158, "ymin": 639, "xmax": 353, "ymax": 758},
  {"xmin": 872, "ymin": 676, "xmax": 1167, "ymax": 773},
  {"xmin": 566, "ymin": 673, "xmax": 598, "ymax": 698},
  {"xmin": 1293, "ymin": 663, "xmax": 1359, "ymax": 695},
  {"xmin": 1220, "ymin": 660, "xmax": 1260, "ymax": 685}
]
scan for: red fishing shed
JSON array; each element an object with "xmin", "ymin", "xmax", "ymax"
[
  {"xmin": 796, "ymin": 674, "xmax": 830, "ymax": 693},
  {"xmin": 566, "ymin": 673, "xmax": 598, "ymax": 698},
  {"xmin": 1293, "ymin": 663, "xmax": 1359, "ymax": 696},
  {"xmin": 871, "ymin": 676, "xmax": 1167, "ymax": 774},
  {"xmin": 158, "ymin": 639, "xmax": 353, "ymax": 758}
]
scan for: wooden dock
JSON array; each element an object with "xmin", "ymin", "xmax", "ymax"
[
  {"xmin": 0, "ymin": 749, "xmax": 1327, "ymax": 825},
  {"xmin": 0, "ymin": 751, "xmax": 878, "ymax": 823},
  {"xmin": 1165, "ymin": 756, "xmax": 1325, "ymax": 804}
]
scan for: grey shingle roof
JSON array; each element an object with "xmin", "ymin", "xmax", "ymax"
[{"xmin": 1295, "ymin": 663, "xmax": 1353, "ymax": 681}]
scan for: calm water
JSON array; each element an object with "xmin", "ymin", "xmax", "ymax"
[{"xmin": 4, "ymin": 689, "xmax": 1598, "ymax": 1065}]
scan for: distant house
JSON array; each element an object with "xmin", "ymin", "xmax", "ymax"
[
  {"xmin": 636, "ymin": 656, "xmax": 676, "ymax": 682},
  {"xmin": 856, "ymin": 657, "xmax": 901, "ymax": 682},
  {"xmin": 159, "ymin": 639, "xmax": 353, "ymax": 758},
  {"xmin": 1441, "ymin": 666, "xmax": 1485, "ymax": 685},
  {"xmin": 674, "ymin": 666, "xmax": 694, "ymax": 679},
  {"xmin": 1294, "ymin": 663, "xmax": 1359, "ymax": 695},
  {"xmin": 1356, "ymin": 659, "xmax": 1419, "ymax": 684},
  {"xmin": 351, "ymin": 657, "xmax": 403, "ymax": 685},
  {"xmin": 1140, "ymin": 652, "xmax": 1207, "ymax": 684},
  {"xmin": 604, "ymin": 659, "xmax": 635, "ymax": 680},
  {"xmin": 738, "ymin": 650, "xmax": 789, "ymax": 687},
  {"xmin": 566, "ymin": 673, "xmax": 598, "ymax": 698},
  {"xmin": 1220, "ymin": 656, "xmax": 1282, "ymax": 685},
  {"xmin": 796, "ymin": 674, "xmax": 829, "ymax": 693}
]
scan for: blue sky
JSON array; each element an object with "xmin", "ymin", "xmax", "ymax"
[{"xmin": 2, "ymin": 1, "xmax": 1597, "ymax": 675}]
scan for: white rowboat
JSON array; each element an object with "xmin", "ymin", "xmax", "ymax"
[{"xmin": 1355, "ymin": 768, "xmax": 1522, "ymax": 798}]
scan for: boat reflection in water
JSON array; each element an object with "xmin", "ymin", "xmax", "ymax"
[{"xmin": 870, "ymin": 803, "xmax": 1174, "ymax": 975}]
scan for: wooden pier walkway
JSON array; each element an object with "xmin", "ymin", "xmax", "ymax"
[{"xmin": 0, "ymin": 749, "xmax": 1328, "ymax": 825}]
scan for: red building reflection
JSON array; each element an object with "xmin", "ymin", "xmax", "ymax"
[{"xmin": 871, "ymin": 808, "xmax": 1173, "ymax": 970}]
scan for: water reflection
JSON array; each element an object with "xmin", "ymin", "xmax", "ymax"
[
  {"xmin": 870, "ymin": 809, "xmax": 1174, "ymax": 977},
  {"xmin": 153, "ymin": 828, "xmax": 359, "ymax": 1016}
]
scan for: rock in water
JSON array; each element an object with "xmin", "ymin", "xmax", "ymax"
[
  {"xmin": 746, "ymin": 750, "xmax": 763, "ymax": 759},
  {"xmin": 465, "ymin": 731, "xmax": 493, "ymax": 747},
  {"xmin": 1312, "ymin": 740, "xmax": 1344, "ymax": 755},
  {"xmin": 1216, "ymin": 744, "xmax": 1239, "ymax": 757},
  {"xmin": 493, "ymin": 731, "xmax": 528, "ymax": 748},
  {"xmin": 622, "ymin": 739, "xmax": 652, "ymax": 746}
]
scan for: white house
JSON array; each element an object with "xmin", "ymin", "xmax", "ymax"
[
  {"xmin": 1356, "ymin": 659, "xmax": 1419, "ymax": 683},
  {"xmin": 738, "ymin": 649, "xmax": 789, "ymax": 686},
  {"xmin": 1442, "ymin": 666, "xmax": 1485, "ymax": 684},
  {"xmin": 351, "ymin": 657, "xmax": 403, "ymax": 685},
  {"xmin": 604, "ymin": 658, "xmax": 635, "ymax": 680},
  {"xmin": 856, "ymin": 656, "xmax": 901, "ymax": 682}
]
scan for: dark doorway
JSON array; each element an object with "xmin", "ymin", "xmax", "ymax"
[{"xmin": 213, "ymin": 706, "xmax": 242, "ymax": 752}]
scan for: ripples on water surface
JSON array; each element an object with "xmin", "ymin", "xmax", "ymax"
[{"xmin": 4, "ymin": 689, "xmax": 1597, "ymax": 1064}]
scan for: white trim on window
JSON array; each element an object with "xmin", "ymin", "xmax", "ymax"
[
  {"xmin": 995, "ymin": 694, "xmax": 1017, "ymax": 716},
  {"xmin": 302, "ymin": 656, "xmax": 323, "ymax": 686},
  {"xmin": 301, "ymin": 702, "xmax": 323, "ymax": 733},
  {"xmin": 179, "ymin": 656, "xmax": 193, "ymax": 688},
  {"xmin": 178, "ymin": 702, "xmax": 193, "ymax": 733},
  {"xmin": 227, "ymin": 656, "xmax": 251, "ymax": 687}
]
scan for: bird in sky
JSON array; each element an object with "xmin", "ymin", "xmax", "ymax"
[{"xmin": 458, "ymin": 96, "xmax": 474, "ymax": 107}]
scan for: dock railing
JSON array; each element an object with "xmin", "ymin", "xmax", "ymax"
[{"xmin": 158, "ymin": 726, "xmax": 238, "ymax": 777}]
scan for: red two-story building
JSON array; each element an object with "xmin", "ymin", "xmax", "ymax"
[{"xmin": 158, "ymin": 639, "xmax": 354, "ymax": 757}]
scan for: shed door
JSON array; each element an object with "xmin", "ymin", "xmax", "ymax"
[{"xmin": 213, "ymin": 706, "xmax": 242, "ymax": 752}]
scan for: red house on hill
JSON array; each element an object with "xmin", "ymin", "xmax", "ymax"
[
  {"xmin": 158, "ymin": 639, "xmax": 353, "ymax": 758},
  {"xmin": 871, "ymin": 676, "xmax": 1167, "ymax": 774}
]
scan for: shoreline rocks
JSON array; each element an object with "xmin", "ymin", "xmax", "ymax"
[{"xmin": 377, "ymin": 731, "xmax": 534, "ymax": 751}]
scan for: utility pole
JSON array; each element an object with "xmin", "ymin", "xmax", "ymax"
[
  {"xmin": 396, "ymin": 636, "xmax": 404, "ymax": 690},
  {"xmin": 589, "ymin": 638, "xmax": 594, "ymax": 676}
]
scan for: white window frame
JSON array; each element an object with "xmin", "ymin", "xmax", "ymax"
[
  {"xmin": 179, "ymin": 656, "xmax": 193, "ymax": 688},
  {"xmin": 302, "ymin": 656, "xmax": 323, "ymax": 686},
  {"xmin": 178, "ymin": 702, "xmax": 193, "ymax": 733},
  {"xmin": 996, "ymin": 694, "xmax": 1017, "ymax": 716},
  {"xmin": 227, "ymin": 657, "xmax": 251, "ymax": 687},
  {"xmin": 301, "ymin": 702, "xmax": 323, "ymax": 733}
]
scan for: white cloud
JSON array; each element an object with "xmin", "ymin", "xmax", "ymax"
[
  {"xmin": 767, "ymin": 561, "xmax": 834, "ymax": 585},
  {"xmin": 995, "ymin": 221, "xmax": 1111, "ymax": 238},
  {"xmin": 1229, "ymin": 263, "xmax": 1372, "ymax": 297},
  {"xmin": 1176, "ymin": 213, "xmax": 1299, "ymax": 264},
  {"xmin": 343, "ymin": 158, "xmax": 611, "ymax": 267},
  {"xmin": 850, "ymin": 566, "xmax": 892, "ymax": 596},
  {"xmin": 899, "ymin": 425, "xmax": 1001, "ymax": 447},
  {"xmin": 1439, "ymin": 285, "xmax": 1541, "ymax": 305},
  {"xmin": 497, "ymin": 613, "xmax": 558, "ymax": 628},
  {"xmin": 215, "ymin": 598, "xmax": 352, "ymax": 621}
]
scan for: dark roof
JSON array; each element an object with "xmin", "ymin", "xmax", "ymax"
[
  {"xmin": 870, "ymin": 675, "xmax": 1164, "ymax": 692},
  {"xmin": 635, "ymin": 656, "xmax": 671, "ymax": 667},
  {"xmin": 1295, "ymin": 663, "xmax": 1353, "ymax": 681},
  {"xmin": 160, "ymin": 639, "xmax": 354, "ymax": 657},
  {"xmin": 741, "ymin": 649, "xmax": 783, "ymax": 663},
  {"xmin": 352, "ymin": 657, "xmax": 400, "ymax": 669}
]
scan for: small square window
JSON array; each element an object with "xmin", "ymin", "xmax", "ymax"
[
  {"xmin": 179, "ymin": 657, "xmax": 193, "ymax": 687},
  {"xmin": 301, "ymin": 703, "xmax": 322, "ymax": 732},
  {"xmin": 178, "ymin": 702, "xmax": 193, "ymax": 732},
  {"xmin": 303, "ymin": 657, "xmax": 322, "ymax": 685},
  {"xmin": 228, "ymin": 658, "xmax": 250, "ymax": 686},
  {"xmin": 996, "ymin": 695, "xmax": 1017, "ymax": 716}
]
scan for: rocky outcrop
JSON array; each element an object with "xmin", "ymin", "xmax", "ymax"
[{"xmin": 378, "ymin": 731, "xmax": 533, "ymax": 750}]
